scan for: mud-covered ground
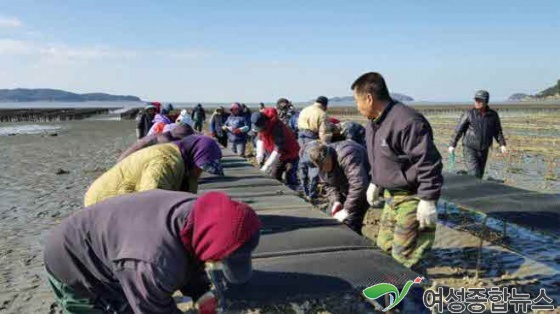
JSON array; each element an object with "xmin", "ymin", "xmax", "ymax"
[
  {"xmin": 1, "ymin": 113, "xmax": 559, "ymax": 313},
  {"xmin": 0, "ymin": 120, "xmax": 135, "ymax": 313}
]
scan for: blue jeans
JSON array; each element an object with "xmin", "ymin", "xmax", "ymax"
[
  {"xmin": 298, "ymin": 136, "xmax": 320, "ymax": 198},
  {"xmin": 288, "ymin": 160, "xmax": 299, "ymax": 187},
  {"xmin": 230, "ymin": 141, "xmax": 246, "ymax": 157},
  {"xmin": 299, "ymin": 162, "xmax": 319, "ymax": 199}
]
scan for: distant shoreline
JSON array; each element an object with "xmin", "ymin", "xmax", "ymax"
[
  {"xmin": 2, "ymin": 101, "xmax": 560, "ymax": 112},
  {"xmin": 0, "ymin": 88, "xmax": 141, "ymax": 103},
  {"xmin": 0, "ymin": 101, "xmax": 143, "ymax": 110},
  {"xmin": 0, "ymin": 100, "xmax": 139, "ymax": 103}
]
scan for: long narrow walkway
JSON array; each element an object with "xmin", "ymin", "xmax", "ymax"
[{"xmin": 197, "ymin": 148, "xmax": 420, "ymax": 311}]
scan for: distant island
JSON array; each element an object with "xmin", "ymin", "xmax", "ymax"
[
  {"xmin": 327, "ymin": 93, "xmax": 414, "ymax": 104},
  {"xmin": 0, "ymin": 88, "xmax": 141, "ymax": 102},
  {"xmin": 508, "ymin": 79, "xmax": 560, "ymax": 102}
]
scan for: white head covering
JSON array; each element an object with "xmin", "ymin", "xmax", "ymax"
[{"xmin": 176, "ymin": 109, "xmax": 194, "ymax": 127}]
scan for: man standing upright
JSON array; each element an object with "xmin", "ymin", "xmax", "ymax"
[
  {"xmin": 352, "ymin": 72, "xmax": 443, "ymax": 270},
  {"xmin": 449, "ymin": 90, "xmax": 507, "ymax": 179},
  {"xmin": 191, "ymin": 103, "xmax": 206, "ymax": 132}
]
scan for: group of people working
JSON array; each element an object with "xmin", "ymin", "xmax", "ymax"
[
  {"xmin": 43, "ymin": 71, "xmax": 507, "ymax": 314},
  {"xmin": 45, "ymin": 103, "xmax": 254, "ymax": 313}
]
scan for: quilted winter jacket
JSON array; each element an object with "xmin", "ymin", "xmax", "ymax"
[{"xmin": 84, "ymin": 143, "xmax": 197, "ymax": 206}]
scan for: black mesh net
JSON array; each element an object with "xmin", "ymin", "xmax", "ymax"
[{"xmin": 443, "ymin": 173, "xmax": 560, "ymax": 235}]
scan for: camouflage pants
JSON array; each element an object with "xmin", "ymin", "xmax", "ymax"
[
  {"xmin": 47, "ymin": 271, "xmax": 130, "ymax": 313},
  {"xmin": 376, "ymin": 191, "xmax": 435, "ymax": 268}
]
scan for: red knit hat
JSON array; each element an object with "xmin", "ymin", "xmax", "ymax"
[
  {"xmin": 329, "ymin": 117, "xmax": 340, "ymax": 125},
  {"xmin": 152, "ymin": 102, "xmax": 162, "ymax": 113},
  {"xmin": 180, "ymin": 192, "xmax": 262, "ymax": 262}
]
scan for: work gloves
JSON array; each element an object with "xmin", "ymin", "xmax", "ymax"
[
  {"xmin": 366, "ymin": 183, "xmax": 380, "ymax": 206},
  {"xmin": 330, "ymin": 201, "xmax": 349, "ymax": 222},
  {"xmin": 222, "ymin": 126, "xmax": 248, "ymax": 135},
  {"xmin": 500, "ymin": 146, "xmax": 507, "ymax": 154},
  {"xmin": 416, "ymin": 200, "xmax": 437, "ymax": 229},
  {"xmin": 450, "ymin": 145, "xmax": 507, "ymax": 154},
  {"xmin": 255, "ymin": 139, "xmax": 265, "ymax": 165},
  {"xmin": 260, "ymin": 150, "xmax": 280, "ymax": 173},
  {"xmin": 196, "ymin": 291, "xmax": 217, "ymax": 314}
]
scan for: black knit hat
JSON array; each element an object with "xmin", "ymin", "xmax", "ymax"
[{"xmin": 316, "ymin": 96, "xmax": 328, "ymax": 107}]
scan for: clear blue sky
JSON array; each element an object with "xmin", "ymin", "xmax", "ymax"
[{"xmin": 0, "ymin": 0, "xmax": 558, "ymax": 102}]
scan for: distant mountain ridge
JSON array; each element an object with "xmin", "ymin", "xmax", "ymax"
[
  {"xmin": 0, "ymin": 88, "xmax": 141, "ymax": 102},
  {"xmin": 327, "ymin": 93, "xmax": 414, "ymax": 103},
  {"xmin": 508, "ymin": 79, "xmax": 560, "ymax": 102}
]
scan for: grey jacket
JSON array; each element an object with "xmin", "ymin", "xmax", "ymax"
[
  {"xmin": 319, "ymin": 140, "xmax": 370, "ymax": 213},
  {"xmin": 44, "ymin": 190, "xmax": 210, "ymax": 314},
  {"xmin": 366, "ymin": 101, "xmax": 443, "ymax": 200}
]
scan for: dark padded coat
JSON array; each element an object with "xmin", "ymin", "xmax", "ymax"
[
  {"xmin": 320, "ymin": 140, "xmax": 370, "ymax": 214},
  {"xmin": 366, "ymin": 101, "xmax": 443, "ymax": 200},
  {"xmin": 450, "ymin": 107, "xmax": 506, "ymax": 151}
]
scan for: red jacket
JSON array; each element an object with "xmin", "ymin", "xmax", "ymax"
[{"xmin": 260, "ymin": 108, "xmax": 300, "ymax": 162}]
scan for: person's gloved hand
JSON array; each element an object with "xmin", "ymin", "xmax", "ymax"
[
  {"xmin": 333, "ymin": 209, "xmax": 349, "ymax": 222},
  {"xmin": 330, "ymin": 202, "xmax": 343, "ymax": 216},
  {"xmin": 196, "ymin": 291, "xmax": 217, "ymax": 314},
  {"xmin": 416, "ymin": 200, "xmax": 437, "ymax": 229},
  {"xmin": 500, "ymin": 146, "xmax": 507, "ymax": 154},
  {"xmin": 260, "ymin": 164, "xmax": 271, "ymax": 173},
  {"xmin": 330, "ymin": 202, "xmax": 349, "ymax": 222},
  {"xmin": 366, "ymin": 183, "xmax": 379, "ymax": 206},
  {"xmin": 221, "ymin": 125, "xmax": 228, "ymax": 131},
  {"xmin": 448, "ymin": 146, "xmax": 455, "ymax": 154},
  {"xmin": 260, "ymin": 151, "xmax": 279, "ymax": 174},
  {"xmin": 233, "ymin": 128, "xmax": 242, "ymax": 135}
]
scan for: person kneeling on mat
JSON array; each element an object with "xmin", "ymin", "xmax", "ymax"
[
  {"xmin": 251, "ymin": 108, "xmax": 300, "ymax": 187},
  {"xmin": 304, "ymin": 140, "xmax": 369, "ymax": 234},
  {"xmin": 84, "ymin": 135, "xmax": 224, "ymax": 207},
  {"xmin": 44, "ymin": 190, "xmax": 262, "ymax": 314}
]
